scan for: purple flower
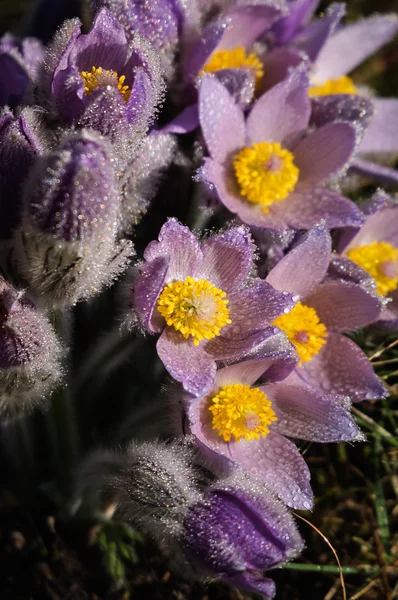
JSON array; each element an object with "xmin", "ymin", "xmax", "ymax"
[
  {"xmin": 37, "ymin": 9, "xmax": 164, "ymax": 141},
  {"xmin": 14, "ymin": 131, "xmax": 133, "ymax": 308},
  {"xmin": 183, "ymin": 473, "xmax": 304, "ymax": 598},
  {"xmin": 182, "ymin": 351, "xmax": 362, "ymax": 509},
  {"xmin": 0, "ymin": 276, "xmax": 63, "ymax": 418},
  {"xmin": 0, "ymin": 107, "xmax": 51, "ymax": 241},
  {"xmin": 198, "ymin": 71, "xmax": 364, "ymax": 230},
  {"xmin": 132, "ymin": 218, "xmax": 297, "ymax": 395},
  {"xmin": 335, "ymin": 193, "xmax": 398, "ymax": 330},
  {"xmin": 0, "ymin": 34, "xmax": 44, "ymax": 108},
  {"xmin": 266, "ymin": 224, "xmax": 387, "ymax": 401}
]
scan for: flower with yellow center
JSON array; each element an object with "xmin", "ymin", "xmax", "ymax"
[
  {"xmin": 157, "ymin": 276, "xmax": 231, "ymax": 346},
  {"xmin": 209, "ymin": 383, "xmax": 277, "ymax": 442},
  {"xmin": 347, "ymin": 241, "xmax": 398, "ymax": 296},
  {"xmin": 201, "ymin": 46, "xmax": 264, "ymax": 87},
  {"xmin": 309, "ymin": 75, "xmax": 358, "ymax": 97},
  {"xmin": 273, "ymin": 301, "xmax": 328, "ymax": 364},
  {"xmin": 233, "ymin": 142, "xmax": 299, "ymax": 212},
  {"xmin": 80, "ymin": 66, "xmax": 131, "ymax": 102}
]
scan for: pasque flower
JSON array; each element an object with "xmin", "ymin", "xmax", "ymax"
[
  {"xmin": 37, "ymin": 9, "xmax": 164, "ymax": 144},
  {"xmin": 266, "ymin": 224, "xmax": 387, "ymax": 401},
  {"xmin": 198, "ymin": 70, "xmax": 364, "ymax": 230},
  {"xmin": 334, "ymin": 193, "xmax": 398, "ymax": 330},
  {"xmin": 180, "ymin": 350, "xmax": 362, "ymax": 509},
  {"xmin": 0, "ymin": 34, "xmax": 44, "ymax": 108},
  {"xmin": 132, "ymin": 218, "xmax": 297, "ymax": 395},
  {"xmin": 90, "ymin": 440, "xmax": 304, "ymax": 599},
  {"xmin": 0, "ymin": 276, "xmax": 62, "ymax": 418},
  {"xmin": 14, "ymin": 131, "xmax": 133, "ymax": 308}
]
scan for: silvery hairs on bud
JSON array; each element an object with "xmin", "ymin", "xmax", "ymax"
[
  {"xmin": 14, "ymin": 130, "xmax": 134, "ymax": 309},
  {"xmin": 0, "ymin": 276, "xmax": 63, "ymax": 418}
]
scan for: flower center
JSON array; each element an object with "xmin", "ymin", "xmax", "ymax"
[
  {"xmin": 273, "ymin": 301, "xmax": 328, "ymax": 364},
  {"xmin": 209, "ymin": 383, "xmax": 277, "ymax": 442},
  {"xmin": 80, "ymin": 66, "xmax": 131, "ymax": 102},
  {"xmin": 157, "ymin": 276, "xmax": 231, "ymax": 346},
  {"xmin": 201, "ymin": 46, "xmax": 264, "ymax": 86},
  {"xmin": 309, "ymin": 75, "xmax": 358, "ymax": 97},
  {"xmin": 347, "ymin": 241, "xmax": 398, "ymax": 296},
  {"xmin": 233, "ymin": 142, "xmax": 299, "ymax": 212}
]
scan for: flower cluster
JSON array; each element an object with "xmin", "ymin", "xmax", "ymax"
[{"xmin": 1, "ymin": 0, "xmax": 397, "ymax": 598}]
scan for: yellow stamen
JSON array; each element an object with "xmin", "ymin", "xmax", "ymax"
[
  {"xmin": 202, "ymin": 46, "xmax": 264, "ymax": 86},
  {"xmin": 233, "ymin": 142, "xmax": 299, "ymax": 212},
  {"xmin": 80, "ymin": 66, "xmax": 131, "ymax": 102},
  {"xmin": 157, "ymin": 276, "xmax": 231, "ymax": 346},
  {"xmin": 347, "ymin": 241, "xmax": 398, "ymax": 296},
  {"xmin": 309, "ymin": 75, "xmax": 358, "ymax": 97},
  {"xmin": 273, "ymin": 301, "xmax": 328, "ymax": 364},
  {"xmin": 209, "ymin": 383, "xmax": 277, "ymax": 442}
]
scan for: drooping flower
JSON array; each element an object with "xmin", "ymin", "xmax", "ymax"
[
  {"xmin": 86, "ymin": 440, "xmax": 304, "ymax": 598},
  {"xmin": 0, "ymin": 34, "xmax": 45, "ymax": 108},
  {"xmin": 266, "ymin": 224, "xmax": 387, "ymax": 401},
  {"xmin": 334, "ymin": 192, "xmax": 398, "ymax": 330},
  {"xmin": 132, "ymin": 218, "xmax": 298, "ymax": 395},
  {"xmin": 181, "ymin": 351, "xmax": 362, "ymax": 509},
  {"xmin": 0, "ymin": 276, "xmax": 63, "ymax": 418},
  {"xmin": 36, "ymin": 9, "xmax": 164, "ymax": 147},
  {"xmin": 14, "ymin": 131, "xmax": 133, "ymax": 308},
  {"xmin": 198, "ymin": 71, "xmax": 364, "ymax": 230}
]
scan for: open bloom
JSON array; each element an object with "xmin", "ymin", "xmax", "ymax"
[
  {"xmin": 198, "ymin": 71, "xmax": 364, "ymax": 230},
  {"xmin": 335, "ymin": 193, "xmax": 398, "ymax": 330},
  {"xmin": 266, "ymin": 224, "xmax": 387, "ymax": 401},
  {"xmin": 37, "ymin": 9, "xmax": 164, "ymax": 143},
  {"xmin": 132, "ymin": 218, "xmax": 297, "ymax": 395},
  {"xmin": 182, "ymin": 352, "xmax": 362, "ymax": 510}
]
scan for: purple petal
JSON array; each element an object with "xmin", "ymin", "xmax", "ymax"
[
  {"xmin": 144, "ymin": 218, "xmax": 203, "ymax": 281},
  {"xmin": 199, "ymin": 75, "xmax": 245, "ymax": 163},
  {"xmin": 225, "ymin": 280, "xmax": 297, "ymax": 336},
  {"xmin": 206, "ymin": 328, "xmax": 295, "ymax": 365},
  {"xmin": 225, "ymin": 573, "xmax": 276, "ymax": 599},
  {"xmin": 184, "ymin": 18, "xmax": 230, "ymax": 78},
  {"xmin": 219, "ymin": 4, "xmax": 285, "ymax": 50},
  {"xmin": 314, "ymin": 14, "xmax": 398, "ymax": 81},
  {"xmin": 199, "ymin": 226, "xmax": 254, "ymax": 292},
  {"xmin": 215, "ymin": 352, "xmax": 296, "ymax": 388},
  {"xmin": 272, "ymin": 186, "xmax": 365, "ymax": 230},
  {"xmin": 264, "ymin": 380, "xmax": 362, "ymax": 442},
  {"xmin": 258, "ymin": 46, "xmax": 307, "ymax": 94},
  {"xmin": 360, "ymin": 98, "xmax": 398, "ymax": 154},
  {"xmin": 294, "ymin": 122, "xmax": 357, "ymax": 186},
  {"xmin": 71, "ymin": 9, "xmax": 128, "ymax": 73},
  {"xmin": 345, "ymin": 205, "xmax": 398, "ymax": 249},
  {"xmin": 328, "ymin": 256, "xmax": 375, "ymax": 290},
  {"xmin": 213, "ymin": 68, "xmax": 254, "ymax": 109},
  {"xmin": 157, "ymin": 328, "xmax": 216, "ymax": 396},
  {"xmin": 272, "ymin": 0, "xmax": 320, "ymax": 45},
  {"xmin": 134, "ymin": 256, "xmax": 169, "ymax": 332},
  {"xmin": 304, "ymin": 281, "xmax": 382, "ymax": 331},
  {"xmin": 246, "ymin": 68, "xmax": 311, "ymax": 146},
  {"xmin": 188, "ymin": 399, "xmax": 312, "ymax": 508},
  {"xmin": 295, "ymin": 3, "xmax": 344, "ymax": 63},
  {"xmin": 311, "ymin": 94, "xmax": 374, "ymax": 132},
  {"xmin": 350, "ymin": 158, "xmax": 398, "ymax": 186},
  {"xmin": 266, "ymin": 224, "xmax": 331, "ymax": 297},
  {"xmin": 162, "ymin": 104, "xmax": 199, "ymax": 134},
  {"xmin": 200, "ymin": 158, "xmax": 288, "ymax": 229},
  {"xmin": 299, "ymin": 333, "xmax": 387, "ymax": 401}
]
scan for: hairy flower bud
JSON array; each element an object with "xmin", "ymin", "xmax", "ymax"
[
  {"xmin": 0, "ymin": 34, "xmax": 44, "ymax": 108},
  {"xmin": 0, "ymin": 276, "xmax": 63, "ymax": 418},
  {"xmin": 15, "ymin": 131, "xmax": 133, "ymax": 308}
]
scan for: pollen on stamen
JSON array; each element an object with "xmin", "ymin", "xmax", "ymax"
[
  {"xmin": 209, "ymin": 383, "xmax": 277, "ymax": 442},
  {"xmin": 347, "ymin": 241, "xmax": 398, "ymax": 296},
  {"xmin": 233, "ymin": 142, "xmax": 299, "ymax": 212},
  {"xmin": 201, "ymin": 46, "xmax": 264, "ymax": 86},
  {"xmin": 157, "ymin": 276, "xmax": 231, "ymax": 345},
  {"xmin": 80, "ymin": 66, "xmax": 131, "ymax": 102},
  {"xmin": 273, "ymin": 301, "xmax": 328, "ymax": 364},
  {"xmin": 309, "ymin": 75, "xmax": 358, "ymax": 97}
]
